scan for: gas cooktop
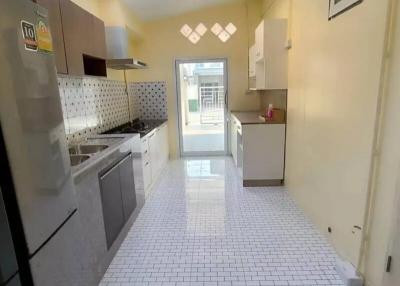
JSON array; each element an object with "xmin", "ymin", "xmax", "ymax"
[{"xmin": 103, "ymin": 119, "xmax": 167, "ymax": 138}]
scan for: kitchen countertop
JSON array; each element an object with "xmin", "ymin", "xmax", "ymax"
[
  {"xmin": 141, "ymin": 119, "xmax": 168, "ymax": 137},
  {"xmin": 231, "ymin": 111, "xmax": 286, "ymax": 125},
  {"xmin": 71, "ymin": 133, "xmax": 140, "ymax": 180}
]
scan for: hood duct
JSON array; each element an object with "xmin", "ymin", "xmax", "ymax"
[{"xmin": 105, "ymin": 27, "xmax": 147, "ymax": 70}]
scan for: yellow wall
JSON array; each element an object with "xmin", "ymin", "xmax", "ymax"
[
  {"xmin": 130, "ymin": 1, "xmax": 261, "ymax": 158},
  {"xmin": 70, "ymin": 0, "xmax": 100, "ymax": 17},
  {"xmin": 262, "ymin": 0, "xmax": 291, "ymax": 20},
  {"xmin": 68, "ymin": 0, "xmax": 400, "ymax": 284},
  {"xmin": 263, "ymin": 0, "xmax": 390, "ymax": 280}
]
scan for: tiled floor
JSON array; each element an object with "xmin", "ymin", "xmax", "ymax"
[
  {"xmin": 182, "ymin": 123, "xmax": 224, "ymax": 153},
  {"xmin": 100, "ymin": 158, "xmax": 345, "ymax": 286}
]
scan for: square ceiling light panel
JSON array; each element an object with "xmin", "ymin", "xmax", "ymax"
[
  {"xmin": 188, "ymin": 31, "xmax": 201, "ymax": 44},
  {"xmin": 211, "ymin": 23, "xmax": 223, "ymax": 36},
  {"xmin": 225, "ymin": 23, "xmax": 237, "ymax": 35},
  {"xmin": 195, "ymin": 23, "xmax": 207, "ymax": 36},
  {"xmin": 180, "ymin": 24, "xmax": 193, "ymax": 37},
  {"xmin": 218, "ymin": 30, "xmax": 231, "ymax": 43}
]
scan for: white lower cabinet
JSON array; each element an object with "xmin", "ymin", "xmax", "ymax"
[
  {"xmin": 148, "ymin": 131, "xmax": 158, "ymax": 182},
  {"xmin": 159, "ymin": 123, "xmax": 169, "ymax": 164},
  {"xmin": 242, "ymin": 124, "xmax": 285, "ymax": 184},
  {"xmin": 142, "ymin": 160, "xmax": 151, "ymax": 190},
  {"xmin": 230, "ymin": 114, "xmax": 285, "ymax": 186},
  {"xmin": 141, "ymin": 122, "xmax": 169, "ymax": 197},
  {"xmin": 230, "ymin": 114, "xmax": 238, "ymax": 166}
]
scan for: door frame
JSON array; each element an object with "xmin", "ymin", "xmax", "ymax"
[
  {"xmin": 383, "ymin": 167, "xmax": 400, "ymax": 286},
  {"xmin": 175, "ymin": 58, "xmax": 229, "ymax": 157}
]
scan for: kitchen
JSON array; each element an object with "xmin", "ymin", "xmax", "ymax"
[{"xmin": 1, "ymin": 1, "xmax": 400, "ymax": 286}]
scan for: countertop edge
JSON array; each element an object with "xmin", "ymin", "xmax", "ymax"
[
  {"xmin": 71, "ymin": 134, "xmax": 140, "ymax": 179},
  {"xmin": 231, "ymin": 111, "xmax": 286, "ymax": 125}
]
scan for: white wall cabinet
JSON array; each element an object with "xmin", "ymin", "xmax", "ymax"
[
  {"xmin": 250, "ymin": 19, "xmax": 288, "ymax": 90},
  {"xmin": 249, "ymin": 45, "xmax": 256, "ymax": 78},
  {"xmin": 141, "ymin": 122, "xmax": 169, "ymax": 197},
  {"xmin": 255, "ymin": 22, "xmax": 264, "ymax": 62}
]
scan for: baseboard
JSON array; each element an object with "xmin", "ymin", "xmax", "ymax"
[{"xmin": 243, "ymin": 179, "xmax": 283, "ymax": 187}]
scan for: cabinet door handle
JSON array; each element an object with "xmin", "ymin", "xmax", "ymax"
[
  {"xmin": 100, "ymin": 163, "xmax": 120, "ymax": 181},
  {"xmin": 144, "ymin": 150, "xmax": 148, "ymax": 154},
  {"xmin": 145, "ymin": 162, "xmax": 149, "ymax": 166},
  {"xmin": 120, "ymin": 153, "xmax": 132, "ymax": 164},
  {"xmin": 100, "ymin": 153, "xmax": 132, "ymax": 180}
]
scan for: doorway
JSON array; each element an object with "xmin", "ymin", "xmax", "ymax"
[{"xmin": 176, "ymin": 59, "xmax": 228, "ymax": 157}]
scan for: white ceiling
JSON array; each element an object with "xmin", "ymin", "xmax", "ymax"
[{"xmin": 121, "ymin": 0, "xmax": 242, "ymax": 21}]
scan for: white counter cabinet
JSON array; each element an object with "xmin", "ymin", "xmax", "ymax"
[
  {"xmin": 141, "ymin": 122, "xmax": 169, "ymax": 197},
  {"xmin": 230, "ymin": 113, "xmax": 285, "ymax": 186}
]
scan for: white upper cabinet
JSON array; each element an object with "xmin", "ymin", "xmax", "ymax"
[
  {"xmin": 249, "ymin": 45, "xmax": 256, "ymax": 78},
  {"xmin": 255, "ymin": 22, "xmax": 264, "ymax": 62},
  {"xmin": 250, "ymin": 19, "xmax": 288, "ymax": 90}
]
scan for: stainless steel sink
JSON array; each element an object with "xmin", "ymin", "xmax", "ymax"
[
  {"xmin": 70, "ymin": 155, "xmax": 90, "ymax": 166},
  {"xmin": 69, "ymin": 144, "xmax": 108, "ymax": 155}
]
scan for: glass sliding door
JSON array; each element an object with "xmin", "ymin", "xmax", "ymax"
[{"xmin": 176, "ymin": 59, "xmax": 228, "ymax": 156}]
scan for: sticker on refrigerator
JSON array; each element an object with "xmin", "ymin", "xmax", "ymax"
[
  {"xmin": 36, "ymin": 18, "xmax": 53, "ymax": 53},
  {"xmin": 21, "ymin": 21, "xmax": 38, "ymax": 52}
]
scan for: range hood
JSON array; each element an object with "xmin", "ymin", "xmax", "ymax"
[{"xmin": 105, "ymin": 27, "xmax": 147, "ymax": 70}]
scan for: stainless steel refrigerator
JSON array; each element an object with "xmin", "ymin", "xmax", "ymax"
[
  {"xmin": 0, "ymin": 184, "xmax": 21, "ymax": 286},
  {"xmin": 0, "ymin": 0, "xmax": 87, "ymax": 285}
]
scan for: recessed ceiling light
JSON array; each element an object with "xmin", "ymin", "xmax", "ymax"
[
  {"xmin": 211, "ymin": 23, "xmax": 223, "ymax": 36},
  {"xmin": 225, "ymin": 23, "xmax": 237, "ymax": 35},
  {"xmin": 180, "ymin": 24, "xmax": 192, "ymax": 37},
  {"xmin": 188, "ymin": 31, "xmax": 201, "ymax": 44},
  {"xmin": 218, "ymin": 30, "xmax": 231, "ymax": 42},
  {"xmin": 195, "ymin": 23, "xmax": 207, "ymax": 36}
]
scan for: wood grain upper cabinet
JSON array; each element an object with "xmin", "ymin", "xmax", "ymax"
[
  {"xmin": 36, "ymin": 0, "xmax": 68, "ymax": 74},
  {"xmin": 59, "ymin": 0, "xmax": 86, "ymax": 76},
  {"xmin": 59, "ymin": 0, "xmax": 107, "ymax": 76},
  {"xmin": 91, "ymin": 16, "xmax": 107, "ymax": 59}
]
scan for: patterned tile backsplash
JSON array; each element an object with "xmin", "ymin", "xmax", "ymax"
[
  {"xmin": 58, "ymin": 76, "xmax": 167, "ymax": 143},
  {"xmin": 128, "ymin": 81, "xmax": 168, "ymax": 120}
]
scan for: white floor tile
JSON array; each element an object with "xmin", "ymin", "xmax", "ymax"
[{"xmin": 100, "ymin": 157, "xmax": 344, "ymax": 286}]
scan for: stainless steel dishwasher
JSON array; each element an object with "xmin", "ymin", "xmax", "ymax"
[{"xmin": 99, "ymin": 153, "xmax": 137, "ymax": 249}]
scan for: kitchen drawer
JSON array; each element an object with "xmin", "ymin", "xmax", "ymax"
[
  {"xmin": 142, "ymin": 160, "xmax": 151, "ymax": 191},
  {"xmin": 142, "ymin": 148, "xmax": 150, "ymax": 162},
  {"xmin": 141, "ymin": 139, "xmax": 150, "ymax": 162},
  {"xmin": 233, "ymin": 117, "xmax": 242, "ymax": 134}
]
